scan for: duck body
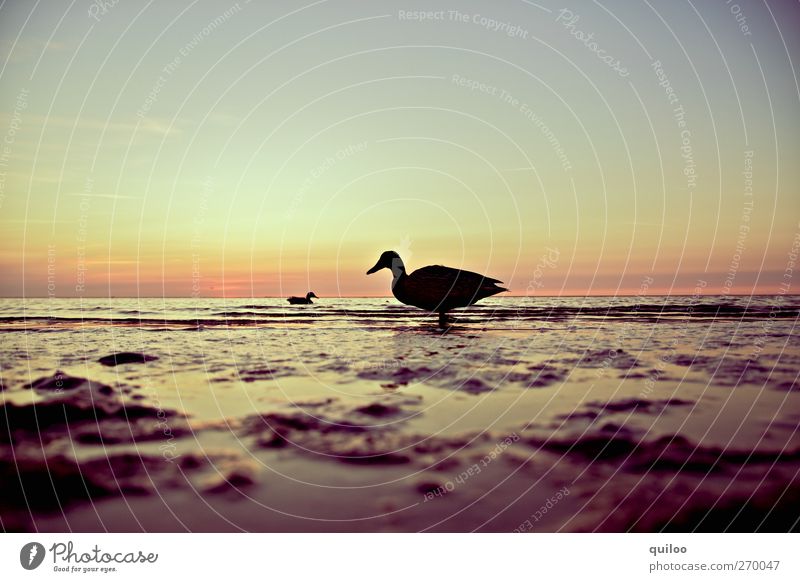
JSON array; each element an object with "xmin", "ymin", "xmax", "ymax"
[
  {"xmin": 287, "ymin": 291, "xmax": 318, "ymax": 304},
  {"xmin": 367, "ymin": 251, "xmax": 507, "ymax": 325}
]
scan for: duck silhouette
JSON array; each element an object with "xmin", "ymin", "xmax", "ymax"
[
  {"xmin": 287, "ymin": 291, "xmax": 318, "ymax": 304},
  {"xmin": 366, "ymin": 250, "xmax": 507, "ymax": 326}
]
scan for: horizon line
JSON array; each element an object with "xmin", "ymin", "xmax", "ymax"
[{"xmin": 3, "ymin": 292, "xmax": 798, "ymax": 299}]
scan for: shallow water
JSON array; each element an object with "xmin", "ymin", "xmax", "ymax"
[{"xmin": 1, "ymin": 296, "xmax": 798, "ymax": 532}]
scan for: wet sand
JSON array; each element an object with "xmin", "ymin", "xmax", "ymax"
[{"xmin": 1, "ymin": 297, "xmax": 798, "ymax": 532}]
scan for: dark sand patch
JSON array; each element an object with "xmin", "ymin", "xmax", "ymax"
[
  {"xmin": 239, "ymin": 366, "xmax": 297, "ymax": 382},
  {"xmin": 357, "ymin": 365, "xmax": 435, "ymax": 385},
  {"xmin": 525, "ymin": 430, "xmax": 800, "ymax": 473},
  {"xmin": 26, "ymin": 371, "xmax": 110, "ymax": 393},
  {"xmin": 589, "ymin": 397, "xmax": 694, "ymax": 415},
  {"xmin": 357, "ymin": 364, "xmax": 500, "ymax": 395},
  {"xmin": 98, "ymin": 352, "xmax": 159, "ymax": 366},
  {"xmin": 557, "ymin": 398, "xmax": 694, "ymax": 424},
  {"xmin": 244, "ymin": 410, "xmax": 410, "ymax": 465},
  {"xmin": 566, "ymin": 349, "xmax": 641, "ymax": 370},
  {"xmin": 571, "ymin": 469, "xmax": 800, "ymax": 532},
  {"xmin": 773, "ymin": 379, "xmax": 800, "ymax": 392},
  {"xmin": 655, "ymin": 483, "xmax": 800, "ymax": 532},
  {"xmin": 0, "ymin": 446, "xmax": 262, "ymax": 531},
  {"xmin": 3, "ymin": 372, "xmax": 186, "ymax": 445},
  {"xmin": 520, "ymin": 364, "xmax": 569, "ymax": 388},
  {"xmin": 188, "ymin": 453, "xmax": 260, "ymax": 494},
  {"xmin": 0, "ymin": 451, "xmax": 176, "ymax": 513},
  {"xmin": 455, "ymin": 377, "xmax": 494, "ymax": 394},
  {"xmin": 242, "ymin": 405, "xmax": 486, "ymax": 467},
  {"xmin": 673, "ymin": 354, "xmax": 797, "ymax": 387},
  {"xmin": 353, "ymin": 403, "xmax": 404, "ymax": 418}
]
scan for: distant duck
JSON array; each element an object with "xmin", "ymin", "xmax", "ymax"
[
  {"xmin": 366, "ymin": 251, "xmax": 507, "ymax": 326},
  {"xmin": 287, "ymin": 291, "xmax": 318, "ymax": 304}
]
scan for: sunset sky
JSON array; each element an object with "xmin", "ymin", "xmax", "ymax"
[{"xmin": 0, "ymin": 0, "xmax": 798, "ymax": 297}]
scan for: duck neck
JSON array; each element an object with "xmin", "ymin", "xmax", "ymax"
[{"xmin": 390, "ymin": 258, "xmax": 406, "ymax": 289}]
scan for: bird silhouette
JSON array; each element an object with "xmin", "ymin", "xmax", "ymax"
[
  {"xmin": 287, "ymin": 291, "xmax": 318, "ymax": 304},
  {"xmin": 367, "ymin": 250, "xmax": 507, "ymax": 326}
]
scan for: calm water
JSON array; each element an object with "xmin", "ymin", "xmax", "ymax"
[
  {"xmin": 1, "ymin": 296, "xmax": 799, "ymax": 532},
  {"xmin": 1, "ymin": 295, "xmax": 797, "ymax": 327}
]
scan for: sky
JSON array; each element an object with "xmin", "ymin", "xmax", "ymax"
[{"xmin": 0, "ymin": 0, "xmax": 798, "ymax": 297}]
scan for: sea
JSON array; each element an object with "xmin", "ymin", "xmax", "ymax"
[{"xmin": 1, "ymin": 296, "xmax": 798, "ymax": 532}]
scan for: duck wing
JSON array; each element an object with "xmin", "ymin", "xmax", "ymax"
[{"xmin": 404, "ymin": 265, "xmax": 507, "ymax": 310}]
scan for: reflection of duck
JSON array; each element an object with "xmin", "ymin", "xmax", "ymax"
[
  {"xmin": 367, "ymin": 250, "xmax": 507, "ymax": 326},
  {"xmin": 287, "ymin": 291, "xmax": 318, "ymax": 304}
]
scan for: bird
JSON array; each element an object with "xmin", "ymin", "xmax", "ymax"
[
  {"xmin": 287, "ymin": 291, "xmax": 318, "ymax": 304},
  {"xmin": 366, "ymin": 250, "xmax": 507, "ymax": 326}
]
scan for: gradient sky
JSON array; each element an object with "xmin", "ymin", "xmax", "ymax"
[{"xmin": 0, "ymin": 0, "xmax": 798, "ymax": 297}]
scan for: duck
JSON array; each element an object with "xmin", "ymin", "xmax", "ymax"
[
  {"xmin": 287, "ymin": 291, "xmax": 318, "ymax": 304},
  {"xmin": 366, "ymin": 250, "xmax": 507, "ymax": 326}
]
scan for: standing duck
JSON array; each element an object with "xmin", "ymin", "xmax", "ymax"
[
  {"xmin": 287, "ymin": 291, "xmax": 318, "ymax": 304},
  {"xmin": 366, "ymin": 251, "xmax": 507, "ymax": 326}
]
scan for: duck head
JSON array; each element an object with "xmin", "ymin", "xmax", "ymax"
[
  {"xmin": 306, "ymin": 292, "xmax": 318, "ymax": 299},
  {"xmin": 366, "ymin": 251, "xmax": 405, "ymax": 276}
]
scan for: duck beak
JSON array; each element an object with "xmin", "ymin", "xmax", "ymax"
[{"xmin": 366, "ymin": 260, "xmax": 382, "ymax": 275}]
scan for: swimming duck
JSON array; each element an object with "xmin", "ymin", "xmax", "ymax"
[
  {"xmin": 366, "ymin": 251, "xmax": 507, "ymax": 326},
  {"xmin": 287, "ymin": 291, "xmax": 318, "ymax": 304}
]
